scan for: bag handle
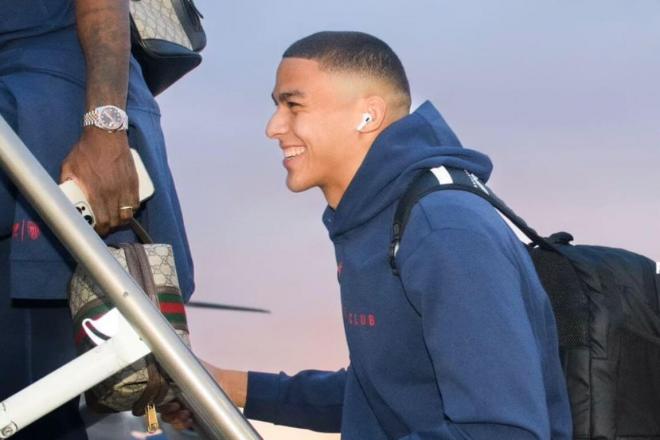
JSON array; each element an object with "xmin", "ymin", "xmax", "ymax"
[{"xmin": 129, "ymin": 218, "xmax": 153, "ymax": 244}]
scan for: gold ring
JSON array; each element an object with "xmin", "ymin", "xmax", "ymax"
[{"xmin": 119, "ymin": 206, "xmax": 135, "ymax": 211}]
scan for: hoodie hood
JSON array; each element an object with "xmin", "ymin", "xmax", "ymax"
[{"xmin": 323, "ymin": 101, "xmax": 493, "ymax": 239}]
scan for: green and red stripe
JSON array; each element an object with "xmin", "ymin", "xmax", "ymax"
[
  {"xmin": 72, "ymin": 291, "xmax": 188, "ymax": 346},
  {"xmin": 157, "ymin": 291, "xmax": 188, "ymax": 331}
]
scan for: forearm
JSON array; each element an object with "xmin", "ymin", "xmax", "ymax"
[
  {"xmin": 75, "ymin": 0, "xmax": 130, "ymax": 109},
  {"xmin": 65, "ymin": 0, "xmax": 137, "ymax": 235},
  {"xmin": 206, "ymin": 366, "xmax": 248, "ymax": 408}
]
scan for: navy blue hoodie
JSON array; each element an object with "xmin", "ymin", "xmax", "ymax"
[{"xmin": 245, "ymin": 102, "xmax": 572, "ymax": 439}]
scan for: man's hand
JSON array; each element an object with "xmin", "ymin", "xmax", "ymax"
[
  {"xmin": 60, "ymin": 127, "xmax": 138, "ymax": 236},
  {"xmin": 159, "ymin": 400, "xmax": 193, "ymax": 431},
  {"xmin": 160, "ymin": 361, "xmax": 248, "ymax": 431}
]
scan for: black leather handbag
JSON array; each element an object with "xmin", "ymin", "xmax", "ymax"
[{"xmin": 129, "ymin": 0, "xmax": 206, "ymax": 96}]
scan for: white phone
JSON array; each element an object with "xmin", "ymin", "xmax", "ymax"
[{"xmin": 60, "ymin": 149, "xmax": 154, "ymax": 227}]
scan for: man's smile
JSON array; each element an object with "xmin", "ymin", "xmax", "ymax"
[{"xmin": 282, "ymin": 146, "xmax": 306, "ymax": 160}]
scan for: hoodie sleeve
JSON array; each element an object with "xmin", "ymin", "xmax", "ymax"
[
  {"xmin": 399, "ymin": 227, "xmax": 551, "ymax": 440},
  {"xmin": 243, "ymin": 368, "xmax": 345, "ymax": 432}
]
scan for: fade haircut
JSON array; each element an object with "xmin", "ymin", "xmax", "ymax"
[{"xmin": 283, "ymin": 31, "xmax": 411, "ymax": 111}]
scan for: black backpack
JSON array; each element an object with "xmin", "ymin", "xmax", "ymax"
[{"xmin": 389, "ymin": 167, "xmax": 660, "ymax": 440}]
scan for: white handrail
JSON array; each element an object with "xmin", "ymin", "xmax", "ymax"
[{"xmin": 0, "ymin": 310, "xmax": 150, "ymax": 438}]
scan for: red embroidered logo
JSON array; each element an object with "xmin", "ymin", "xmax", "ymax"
[
  {"xmin": 27, "ymin": 221, "xmax": 41, "ymax": 240},
  {"xmin": 12, "ymin": 220, "xmax": 42, "ymax": 241},
  {"xmin": 337, "ymin": 261, "xmax": 343, "ymax": 277},
  {"xmin": 345, "ymin": 310, "xmax": 377, "ymax": 328}
]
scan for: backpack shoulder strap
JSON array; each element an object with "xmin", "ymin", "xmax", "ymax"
[{"xmin": 389, "ymin": 166, "xmax": 559, "ymax": 275}]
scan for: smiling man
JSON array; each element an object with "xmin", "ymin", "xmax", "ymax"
[
  {"xmin": 268, "ymin": 44, "xmax": 411, "ymax": 206},
  {"xmin": 168, "ymin": 31, "xmax": 572, "ymax": 439}
]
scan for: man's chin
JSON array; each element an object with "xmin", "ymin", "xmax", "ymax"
[{"xmin": 285, "ymin": 176, "xmax": 313, "ymax": 193}]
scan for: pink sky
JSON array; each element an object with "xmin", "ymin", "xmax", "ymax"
[{"xmin": 157, "ymin": 1, "xmax": 659, "ymax": 438}]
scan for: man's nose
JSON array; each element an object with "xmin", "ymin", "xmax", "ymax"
[{"xmin": 265, "ymin": 109, "xmax": 287, "ymax": 139}]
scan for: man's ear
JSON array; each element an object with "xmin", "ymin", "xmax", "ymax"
[{"xmin": 357, "ymin": 96, "xmax": 387, "ymax": 133}]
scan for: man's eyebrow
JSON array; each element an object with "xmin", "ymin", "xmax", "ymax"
[{"xmin": 271, "ymin": 90, "xmax": 306, "ymax": 104}]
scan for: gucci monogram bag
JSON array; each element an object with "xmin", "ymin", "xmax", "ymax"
[
  {"xmin": 129, "ymin": 0, "xmax": 206, "ymax": 95},
  {"xmin": 68, "ymin": 236, "xmax": 190, "ymax": 421}
]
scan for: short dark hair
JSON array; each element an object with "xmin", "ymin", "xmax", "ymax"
[{"xmin": 283, "ymin": 31, "xmax": 411, "ymax": 108}]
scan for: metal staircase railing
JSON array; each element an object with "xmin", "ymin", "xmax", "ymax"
[{"xmin": 0, "ymin": 116, "xmax": 261, "ymax": 440}]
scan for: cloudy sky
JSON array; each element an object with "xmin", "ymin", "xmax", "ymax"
[{"xmin": 155, "ymin": 1, "xmax": 659, "ymax": 438}]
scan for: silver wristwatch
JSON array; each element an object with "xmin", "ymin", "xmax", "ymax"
[{"xmin": 82, "ymin": 105, "xmax": 129, "ymax": 132}]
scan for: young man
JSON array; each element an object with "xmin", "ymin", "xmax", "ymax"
[{"xmin": 168, "ymin": 31, "xmax": 572, "ymax": 439}]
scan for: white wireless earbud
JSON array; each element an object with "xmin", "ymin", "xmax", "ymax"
[{"xmin": 356, "ymin": 113, "xmax": 373, "ymax": 131}]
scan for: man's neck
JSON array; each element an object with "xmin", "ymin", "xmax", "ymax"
[
  {"xmin": 322, "ymin": 180, "xmax": 349, "ymax": 210},
  {"xmin": 322, "ymin": 138, "xmax": 377, "ymax": 209}
]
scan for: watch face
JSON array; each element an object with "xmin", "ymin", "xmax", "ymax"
[{"xmin": 98, "ymin": 106, "xmax": 124, "ymax": 130}]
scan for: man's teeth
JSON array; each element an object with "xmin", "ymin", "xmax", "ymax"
[{"xmin": 283, "ymin": 147, "xmax": 306, "ymax": 158}]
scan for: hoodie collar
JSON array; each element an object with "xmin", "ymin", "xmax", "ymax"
[{"xmin": 322, "ymin": 101, "xmax": 493, "ymax": 240}]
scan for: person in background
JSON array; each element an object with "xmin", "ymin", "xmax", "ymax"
[
  {"xmin": 164, "ymin": 31, "xmax": 571, "ymax": 439},
  {"xmin": 0, "ymin": 1, "xmax": 194, "ymax": 438}
]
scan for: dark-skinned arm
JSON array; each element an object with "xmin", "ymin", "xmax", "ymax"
[{"xmin": 60, "ymin": 0, "xmax": 138, "ymax": 236}]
